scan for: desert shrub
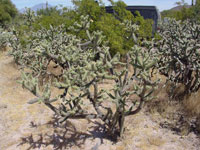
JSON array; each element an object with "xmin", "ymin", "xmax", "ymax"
[
  {"xmin": 9, "ymin": 15, "xmax": 159, "ymax": 137},
  {"xmin": 156, "ymin": 18, "xmax": 200, "ymax": 97}
]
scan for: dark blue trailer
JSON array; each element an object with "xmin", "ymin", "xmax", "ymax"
[{"xmin": 105, "ymin": 6, "xmax": 161, "ymax": 34}]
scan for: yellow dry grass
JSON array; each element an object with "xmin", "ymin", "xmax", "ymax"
[
  {"xmin": 183, "ymin": 90, "xmax": 200, "ymax": 132},
  {"xmin": 183, "ymin": 90, "xmax": 200, "ymax": 117},
  {"xmin": 147, "ymin": 74, "xmax": 200, "ymax": 134}
]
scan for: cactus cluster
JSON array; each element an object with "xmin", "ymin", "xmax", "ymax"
[
  {"xmin": 0, "ymin": 27, "xmax": 11, "ymax": 50},
  {"xmin": 156, "ymin": 18, "xmax": 200, "ymax": 96},
  {"xmin": 6, "ymin": 11, "xmax": 200, "ymax": 137},
  {"xmin": 8, "ymin": 14, "xmax": 158, "ymax": 136}
]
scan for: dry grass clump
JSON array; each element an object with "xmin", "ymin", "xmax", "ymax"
[
  {"xmin": 183, "ymin": 90, "xmax": 200, "ymax": 132},
  {"xmin": 0, "ymin": 45, "xmax": 10, "ymax": 52},
  {"xmin": 146, "ymin": 79, "xmax": 200, "ymax": 135},
  {"xmin": 183, "ymin": 90, "xmax": 200, "ymax": 117},
  {"xmin": 146, "ymin": 83, "xmax": 171, "ymax": 114},
  {"xmin": 165, "ymin": 83, "xmax": 186, "ymax": 100}
]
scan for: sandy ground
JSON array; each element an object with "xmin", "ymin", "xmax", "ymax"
[{"xmin": 0, "ymin": 52, "xmax": 200, "ymax": 150}]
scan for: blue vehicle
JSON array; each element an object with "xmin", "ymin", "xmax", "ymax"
[{"xmin": 105, "ymin": 6, "xmax": 161, "ymax": 35}]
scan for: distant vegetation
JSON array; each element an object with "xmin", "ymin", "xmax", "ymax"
[
  {"xmin": 0, "ymin": 0, "xmax": 153, "ymax": 55},
  {"xmin": 29, "ymin": 0, "xmax": 153, "ymax": 55},
  {"xmin": 161, "ymin": 0, "xmax": 200, "ymax": 21}
]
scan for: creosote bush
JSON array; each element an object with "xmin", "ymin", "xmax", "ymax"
[{"xmin": 9, "ymin": 15, "xmax": 159, "ymax": 137}]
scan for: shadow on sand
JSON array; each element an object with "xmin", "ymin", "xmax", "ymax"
[{"xmin": 18, "ymin": 115, "xmax": 118, "ymax": 150}]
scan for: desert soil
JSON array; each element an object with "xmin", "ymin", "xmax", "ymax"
[{"xmin": 0, "ymin": 52, "xmax": 199, "ymax": 150}]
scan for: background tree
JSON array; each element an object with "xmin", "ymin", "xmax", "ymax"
[
  {"xmin": 69, "ymin": 0, "xmax": 152, "ymax": 55},
  {"xmin": 193, "ymin": 0, "xmax": 200, "ymax": 20},
  {"xmin": 0, "ymin": 0, "xmax": 18, "ymax": 26},
  {"xmin": 12, "ymin": 0, "xmax": 153, "ymax": 55},
  {"xmin": 175, "ymin": 0, "xmax": 188, "ymax": 6},
  {"xmin": 34, "ymin": 5, "xmax": 65, "ymax": 30}
]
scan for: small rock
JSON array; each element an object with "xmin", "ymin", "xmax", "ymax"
[{"xmin": 0, "ymin": 104, "xmax": 7, "ymax": 109}]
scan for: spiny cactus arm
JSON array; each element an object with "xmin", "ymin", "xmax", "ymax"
[
  {"xmin": 125, "ymin": 99, "xmax": 144, "ymax": 116},
  {"xmin": 28, "ymin": 92, "xmax": 59, "ymax": 115},
  {"xmin": 87, "ymin": 88, "xmax": 105, "ymax": 119},
  {"xmin": 96, "ymin": 45, "xmax": 117, "ymax": 76},
  {"xmin": 123, "ymin": 53, "xmax": 130, "ymax": 86},
  {"xmin": 121, "ymin": 71, "xmax": 139, "ymax": 95},
  {"xmin": 59, "ymin": 90, "xmax": 107, "ymax": 123},
  {"xmin": 125, "ymin": 83, "xmax": 148, "ymax": 116},
  {"xmin": 78, "ymin": 41, "xmax": 92, "ymax": 48},
  {"xmin": 54, "ymin": 80, "xmax": 104, "ymax": 123},
  {"xmin": 19, "ymin": 72, "xmax": 59, "ymax": 114},
  {"xmin": 59, "ymin": 113, "xmax": 98, "ymax": 123},
  {"xmin": 190, "ymin": 71, "xmax": 200, "ymax": 92},
  {"xmin": 125, "ymin": 74, "xmax": 157, "ymax": 116},
  {"xmin": 121, "ymin": 20, "xmax": 139, "ymax": 43},
  {"xmin": 58, "ymin": 93, "xmax": 89, "ymax": 123},
  {"xmin": 28, "ymin": 98, "xmax": 57, "ymax": 104}
]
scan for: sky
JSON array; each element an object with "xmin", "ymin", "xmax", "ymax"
[{"xmin": 11, "ymin": 0, "xmax": 192, "ymax": 11}]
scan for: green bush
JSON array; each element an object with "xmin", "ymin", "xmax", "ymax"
[
  {"xmin": 0, "ymin": 0, "xmax": 18, "ymax": 25},
  {"xmin": 33, "ymin": 6, "xmax": 67, "ymax": 30},
  {"xmin": 68, "ymin": 0, "xmax": 152, "ymax": 55}
]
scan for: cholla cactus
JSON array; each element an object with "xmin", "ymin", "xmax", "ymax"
[
  {"xmin": 23, "ymin": 8, "xmax": 38, "ymax": 27},
  {"xmin": 9, "ymin": 15, "xmax": 158, "ymax": 137},
  {"xmin": 157, "ymin": 18, "xmax": 200, "ymax": 96},
  {"xmin": 121, "ymin": 20, "xmax": 139, "ymax": 43},
  {"xmin": 0, "ymin": 27, "xmax": 12, "ymax": 50}
]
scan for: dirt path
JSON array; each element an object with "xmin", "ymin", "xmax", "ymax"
[
  {"xmin": 0, "ymin": 52, "xmax": 199, "ymax": 150},
  {"xmin": 0, "ymin": 52, "xmax": 53, "ymax": 149}
]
